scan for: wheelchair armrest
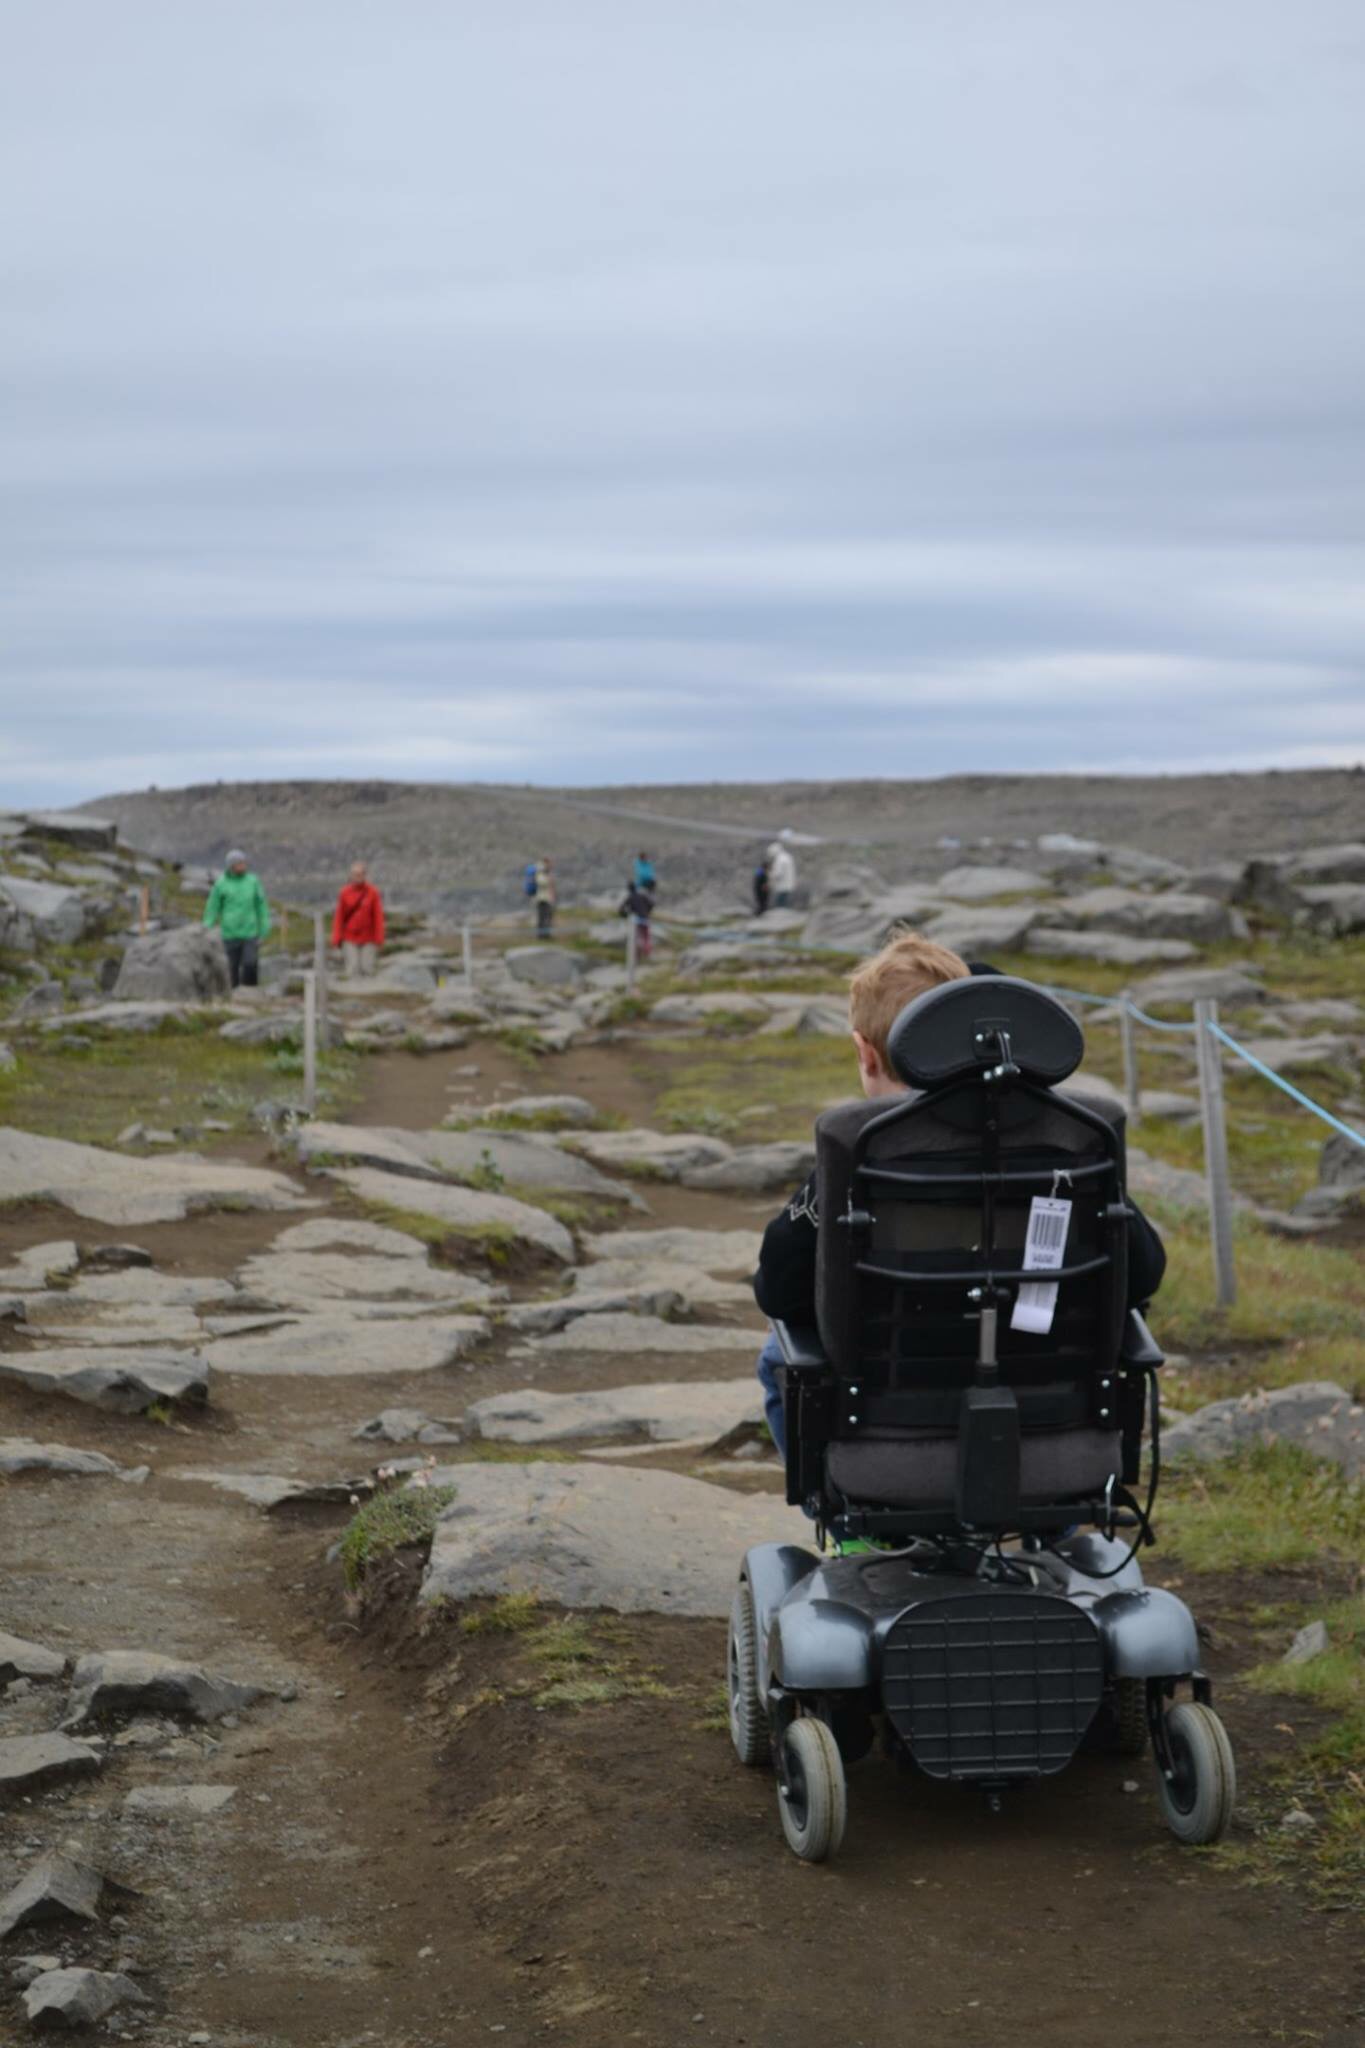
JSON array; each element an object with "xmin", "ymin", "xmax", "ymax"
[
  {"xmin": 1120, "ymin": 1308, "xmax": 1165, "ymax": 1369},
  {"xmin": 772, "ymin": 1320, "xmax": 832, "ymax": 1373}
]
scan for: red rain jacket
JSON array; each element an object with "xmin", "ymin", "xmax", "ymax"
[{"xmin": 332, "ymin": 882, "xmax": 385, "ymax": 948}]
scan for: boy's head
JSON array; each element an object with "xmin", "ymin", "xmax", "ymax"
[{"xmin": 848, "ymin": 930, "xmax": 969, "ymax": 1097}]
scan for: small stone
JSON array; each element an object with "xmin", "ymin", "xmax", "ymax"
[
  {"xmin": 1279, "ymin": 1807, "xmax": 1317, "ymax": 1833},
  {"xmin": 23, "ymin": 1965, "xmax": 148, "ymax": 2027},
  {"xmin": 1121, "ymin": 1780, "xmax": 1140, "ymax": 1794},
  {"xmin": 65, "ymin": 1649, "xmax": 264, "ymax": 1727}
]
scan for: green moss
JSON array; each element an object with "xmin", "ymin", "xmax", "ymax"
[{"xmin": 338, "ymin": 1482, "xmax": 456, "ymax": 1590}]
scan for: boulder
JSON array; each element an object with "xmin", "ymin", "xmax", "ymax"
[
  {"xmin": 1137, "ymin": 1090, "xmax": 1201, "ymax": 1122},
  {"xmin": 1024, "ymin": 929, "xmax": 1196, "ymax": 967},
  {"xmin": 0, "ymin": 1126, "xmax": 312, "ymax": 1225},
  {"xmin": 0, "ymin": 877, "xmax": 93, "ymax": 945},
  {"xmin": 681, "ymin": 1140, "xmax": 815, "ymax": 1192},
  {"xmin": 332, "ymin": 1165, "xmax": 574, "ymax": 1263},
  {"xmin": 1300, "ymin": 884, "xmax": 1365, "ymax": 936},
  {"xmin": 503, "ymin": 945, "xmax": 585, "ymax": 988},
  {"xmin": 65, "ymin": 1648, "xmax": 265, "ymax": 1726},
  {"xmin": 0, "ymin": 1348, "xmax": 208, "ymax": 1413},
  {"xmin": 0, "ymin": 1438, "xmax": 131, "ymax": 1478},
  {"xmin": 0, "ymin": 1856, "xmax": 108, "ymax": 1940},
  {"xmin": 1095, "ymin": 846, "xmax": 1189, "ymax": 888},
  {"xmin": 1319, "ymin": 1129, "xmax": 1365, "ymax": 1191},
  {"xmin": 113, "ymin": 924, "xmax": 231, "ymax": 1002},
  {"xmin": 935, "ymin": 864, "xmax": 1049, "ymax": 900},
  {"xmin": 468, "ymin": 1379, "xmax": 762, "ymax": 1446},
  {"xmin": 1128, "ymin": 964, "xmax": 1266, "ymax": 1012},
  {"xmin": 421, "ymin": 1461, "xmax": 809, "ymax": 1617},
  {"xmin": 1283, "ymin": 843, "xmax": 1365, "ymax": 886},
  {"xmin": 1162, "ymin": 1381, "xmax": 1364, "ymax": 1479},
  {"xmin": 12, "ymin": 980, "xmax": 67, "ymax": 1018},
  {"xmin": 513, "ymin": 1312, "xmax": 758, "ymax": 1357},
  {"xmin": 802, "ymin": 889, "xmax": 946, "ymax": 952},
  {"xmin": 583, "ymin": 1225, "xmax": 760, "ymax": 1273},
  {"xmin": 0, "ymin": 1631, "xmax": 66, "ymax": 1683},
  {"xmin": 650, "ymin": 992, "xmax": 772, "ymax": 1026},
  {"xmin": 23, "ymin": 1967, "xmax": 147, "ymax": 2028},
  {"xmin": 0, "ymin": 1733, "xmax": 100, "ymax": 1793},
  {"xmin": 1236, "ymin": 1035, "xmax": 1357, "ymax": 1076},
  {"xmin": 563, "ymin": 1128, "xmax": 733, "ymax": 1179},
  {"xmin": 756, "ymin": 997, "xmax": 849, "ymax": 1039},
  {"xmin": 921, "ymin": 903, "xmax": 1043, "ymax": 957},
  {"xmin": 0, "ymin": 1242, "xmax": 80, "ymax": 1290},
  {"xmin": 1042, "ymin": 887, "xmax": 1240, "ymax": 945},
  {"xmin": 22, "ymin": 810, "xmax": 119, "ymax": 851},
  {"xmin": 352, "ymin": 1407, "xmax": 461, "ymax": 1444},
  {"xmin": 204, "ymin": 1309, "xmax": 489, "ymax": 1377}
]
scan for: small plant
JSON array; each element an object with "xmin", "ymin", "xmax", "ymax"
[
  {"xmin": 338, "ymin": 1482, "xmax": 456, "ymax": 1591},
  {"xmin": 466, "ymin": 1147, "xmax": 507, "ymax": 1195},
  {"xmin": 144, "ymin": 1399, "xmax": 173, "ymax": 1426},
  {"xmin": 459, "ymin": 1591, "xmax": 541, "ymax": 1635}
]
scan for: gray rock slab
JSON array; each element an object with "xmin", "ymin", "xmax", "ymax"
[
  {"xmin": 36, "ymin": 1000, "xmax": 201, "ymax": 1035},
  {"xmin": 1025, "ymin": 928, "xmax": 1196, "ymax": 967},
  {"xmin": 583, "ymin": 1225, "xmax": 760, "ymax": 1274},
  {"xmin": 0, "ymin": 1630, "xmax": 66, "ymax": 1684},
  {"xmin": 1236, "ymin": 1035, "xmax": 1358, "ymax": 1075},
  {"xmin": 1319, "ymin": 1129, "xmax": 1365, "ymax": 1191},
  {"xmin": 459, "ymin": 1092, "xmax": 598, "ymax": 1127},
  {"xmin": 352, "ymin": 1406, "xmax": 461, "ymax": 1444},
  {"xmin": 65, "ymin": 1649, "xmax": 264, "ymax": 1726},
  {"xmin": 681, "ymin": 1140, "xmax": 815, "ymax": 1192},
  {"xmin": 56, "ymin": 1269, "xmax": 233, "ymax": 1308},
  {"xmin": 569, "ymin": 1257, "xmax": 753, "ymax": 1310},
  {"xmin": 0, "ymin": 1126, "xmax": 312, "ymax": 1225},
  {"xmin": 334, "ymin": 1166, "xmax": 574, "ymax": 1263},
  {"xmin": 0, "ymin": 1733, "xmax": 100, "ymax": 1793},
  {"xmin": 269, "ymin": 1216, "xmax": 429, "ymax": 1258},
  {"xmin": 466, "ymin": 1379, "xmax": 762, "ymax": 1446},
  {"xmin": 503, "ymin": 945, "xmax": 585, "ymax": 987},
  {"xmin": 1285, "ymin": 1619, "xmax": 1330, "ymax": 1665},
  {"xmin": 1163, "ymin": 1381, "xmax": 1364, "ymax": 1479},
  {"xmin": 1137, "ymin": 1090, "xmax": 1201, "ymax": 1121},
  {"xmin": 1128, "ymin": 964, "xmax": 1266, "ymax": 1011},
  {"xmin": 564, "ymin": 1129, "xmax": 734, "ymax": 1180},
  {"xmin": 0, "ymin": 876, "xmax": 92, "ymax": 944},
  {"xmin": 1283, "ymin": 843, "xmax": 1365, "ymax": 886},
  {"xmin": 756, "ymin": 997, "xmax": 849, "ymax": 1040},
  {"xmin": 649, "ymin": 991, "xmax": 773, "ymax": 1027},
  {"xmin": 0, "ymin": 1437, "xmax": 128, "ymax": 1478},
  {"xmin": 203, "ymin": 1309, "xmax": 489, "ymax": 1377},
  {"xmin": 935, "ymin": 864, "xmax": 1050, "ymax": 900},
  {"xmin": 22, "ymin": 810, "xmax": 118, "ymax": 850},
  {"xmin": 23, "ymin": 1304, "xmax": 207, "ymax": 1347},
  {"xmin": 0, "ymin": 1348, "xmax": 208, "ymax": 1412},
  {"xmin": 503, "ymin": 1284, "xmax": 685, "ymax": 1333},
  {"xmin": 178, "ymin": 1468, "xmax": 375, "ymax": 1509},
  {"xmin": 23, "ymin": 1966, "xmax": 148, "ymax": 2027},
  {"xmin": 922, "ymin": 903, "xmax": 1044, "ymax": 956},
  {"xmin": 236, "ymin": 1247, "xmax": 497, "ymax": 1310},
  {"xmin": 0, "ymin": 1241, "xmax": 80, "ymax": 1291},
  {"xmin": 422, "ymin": 1462, "xmax": 808, "ymax": 1617},
  {"xmin": 1301, "ymin": 883, "xmax": 1365, "ymax": 936},
  {"xmin": 122, "ymin": 1783, "xmax": 236, "ymax": 1816},
  {"xmin": 113, "ymin": 924, "xmax": 230, "ymax": 1002},
  {"xmin": 515, "ymin": 1311, "xmax": 757, "ymax": 1357},
  {"xmin": 0, "ymin": 1856, "xmax": 108, "ymax": 1940},
  {"xmin": 1045, "ymin": 888, "xmax": 1239, "ymax": 944}
]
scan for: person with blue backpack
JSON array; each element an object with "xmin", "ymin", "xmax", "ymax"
[
  {"xmin": 527, "ymin": 856, "xmax": 556, "ymax": 937},
  {"xmin": 632, "ymin": 850, "xmax": 656, "ymax": 894}
]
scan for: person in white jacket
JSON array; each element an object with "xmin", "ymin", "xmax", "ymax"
[{"xmin": 767, "ymin": 840, "xmax": 797, "ymax": 907}]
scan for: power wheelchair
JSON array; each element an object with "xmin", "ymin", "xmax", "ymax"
[{"xmin": 728, "ymin": 974, "xmax": 1236, "ymax": 1862}]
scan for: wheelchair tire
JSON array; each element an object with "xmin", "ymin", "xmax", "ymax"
[
  {"xmin": 777, "ymin": 1716, "xmax": 847, "ymax": 1863},
  {"xmin": 1155, "ymin": 1701, "xmax": 1236, "ymax": 1846},
  {"xmin": 1115, "ymin": 1678, "xmax": 1148, "ymax": 1755},
  {"xmin": 728, "ymin": 1581, "xmax": 767, "ymax": 1768}
]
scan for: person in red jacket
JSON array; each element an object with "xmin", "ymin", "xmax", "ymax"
[{"xmin": 331, "ymin": 861, "xmax": 386, "ymax": 977}]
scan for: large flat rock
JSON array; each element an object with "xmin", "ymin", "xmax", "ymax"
[
  {"xmin": 681, "ymin": 1141, "xmax": 814, "ymax": 1192},
  {"xmin": 922, "ymin": 903, "xmax": 1045, "ymax": 956},
  {"xmin": 1045, "ymin": 887, "xmax": 1239, "ymax": 944},
  {"xmin": 236, "ymin": 1248, "xmax": 497, "ymax": 1311},
  {"xmin": 513, "ymin": 1311, "xmax": 758, "ymax": 1357},
  {"xmin": 0, "ymin": 1127, "xmax": 311, "ymax": 1225},
  {"xmin": 0, "ymin": 1348, "xmax": 208, "ymax": 1413},
  {"xmin": 935, "ymin": 864, "xmax": 1049, "ymax": 900},
  {"xmin": 0, "ymin": 1438, "xmax": 131, "ymax": 1478},
  {"xmin": 0, "ymin": 1855, "xmax": 106, "ymax": 1940},
  {"xmin": 334, "ymin": 1166, "xmax": 574, "ymax": 1263},
  {"xmin": 1163, "ymin": 1381, "xmax": 1364, "ymax": 1479},
  {"xmin": 0, "ymin": 1630, "xmax": 66, "ymax": 1683},
  {"xmin": 582, "ymin": 1226, "xmax": 760, "ymax": 1274},
  {"xmin": 1025, "ymin": 929, "xmax": 1196, "ymax": 967},
  {"xmin": 296, "ymin": 1120, "xmax": 631, "ymax": 1202},
  {"xmin": 0, "ymin": 1242, "xmax": 80, "ymax": 1291},
  {"xmin": 1128, "ymin": 964, "xmax": 1266, "ymax": 1011},
  {"xmin": 204, "ymin": 1309, "xmax": 489, "ymax": 1377},
  {"xmin": 0, "ymin": 1733, "xmax": 100, "ymax": 1793},
  {"xmin": 466, "ymin": 1379, "xmax": 762, "ymax": 1446},
  {"xmin": 563, "ymin": 1128, "xmax": 733, "ymax": 1178},
  {"xmin": 422, "ymin": 1462, "xmax": 808, "ymax": 1617},
  {"xmin": 570, "ymin": 1257, "xmax": 753, "ymax": 1310}
]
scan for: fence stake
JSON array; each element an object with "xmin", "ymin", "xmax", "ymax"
[
  {"xmin": 312, "ymin": 911, "xmax": 328, "ymax": 1040},
  {"xmin": 302, "ymin": 970, "xmax": 317, "ymax": 1114},
  {"xmin": 625, "ymin": 914, "xmax": 638, "ymax": 991},
  {"xmin": 138, "ymin": 885, "xmax": 149, "ymax": 935},
  {"xmin": 1194, "ymin": 997, "xmax": 1236, "ymax": 1307},
  {"xmin": 1118, "ymin": 989, "xmax": 1140, "ymax": 1122},
  {"xmin": 462, "ymin": 920, "xmax": 474, "ymax": 992}
]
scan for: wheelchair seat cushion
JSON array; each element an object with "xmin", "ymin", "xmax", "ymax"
[{"xmin": 826, "ymin": 1426, "xmax": 1122, "ymax": 1510}]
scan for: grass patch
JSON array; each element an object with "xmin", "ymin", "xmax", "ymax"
[
  {"xmin": 493, "ymin": 1025, "xmax": 549, "ymax": 1065},
  {"xmin": 446, "ymin": 1442, "xmax": 573, "ymax": 1464},
  {"xmin": 338, "ymin": 1482, "xmax": 456, "ymax": 1591},
  {"xmin": 509, "ymin": 1615, "xmax": 682, "ymax": 1711},
  {"xmin": 1149, "ymin": 1211, "xmax": 1365, "ymax": 1355},
  {"xmin": 1170, "ymin": 1333, "xmax": 1365, "ymax": 1408},
  {"xmin": 346, "ymin": 1195, "xmax": 522, "ymax": 1269},
  {"xmin": 651, "ymin": 1032, "xmax": 857, "ymax": 1144},
  {"xmin": 1160, "ymin": 1444, "xmax": 1365, "ymax": 1574},
  {"xmin": 458, "ymin": 1591, "xmax": 542, "ymax": 1635}
]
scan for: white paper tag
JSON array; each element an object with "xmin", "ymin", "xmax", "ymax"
[{"xmin": 1010, "ymin": 1195, "xmax": 1073, "ymax": 1335}]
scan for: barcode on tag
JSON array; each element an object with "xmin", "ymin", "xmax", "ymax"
[{"xmin": 1010, "ymin": 1195, "xmax": 1072, "ymax": 1335}]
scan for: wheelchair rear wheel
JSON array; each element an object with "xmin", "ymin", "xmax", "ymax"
[
  {"xmin": 777, "ymin": 1716, "xmax": 847, "ymax": 1863},
  {"xmin": 728, "ymin": 1581, "xmax": 767, "ymax": 1767},
  {"xmin": 1155, "ymin": 1701, "xmax": 1237, "ymax": 1845}
]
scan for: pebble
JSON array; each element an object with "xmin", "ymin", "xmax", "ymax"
[
  {"xmin": 1279, "ymin": 1807, "xmax": 1317, "ymax": 1833},
  {"xmin": 1121, "ymin": 1780, "xmax": 1140, "ymax": 1794}
]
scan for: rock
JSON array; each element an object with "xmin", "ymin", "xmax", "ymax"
[
  {"xmin": 421, "ymin": 1462, "xmax": 808, "ymax": 1617},
  {"xmin": 269, "ymin": 1217, "xmax": 431, "ymax": 1258},
  {"xmin": 295, "ymin": 1120, "xmax": 629, "ymax": 1202},
  {"xmin": 37, "ymin": 999, "xmax": 199, "ymax": 1036},
  {"xmin": 0, "ymin": 1040, "xmax": 15, "ymax": 1070},
  {"xmin": 23, "ymin": 1966, "xmax": 148, "ymax": 2028},
  {"xmin": 1278, "ymin": 1807, "xmax": 1318, "ymax": 1834},
  {"xmin": 237, "ymin": 1247, "xmax": 495, "ymax": 1311},
  {"xmin": 178, "ymin": 1468, "xmax": 376, "ymax": 1510},
  {"xmin": 503, "ymin": 945, "xmax": 585, "ymax": 988},
  {"xmin": 1282, "ymin": 842, "xmax": 1365, "ymax": 886},
  {"xmin": 112, "ymin": 925, "xmax": 231, "ymax": 1002},
  {"xmin": 462, "ymin": 1093, "xmax": 598, "ymax": 1127},
  {"xmin": 466, "ymin": 1379, "xmax": 763, "ymax": 1446},
  {"xmin": 935, "ymin": 864, "xmax": 1049, "ymax": 900},
  {"xmin": 0, "ymin": 1857, "xmax": 109, "ymax": 1940},
  {"xmin": 65, "ymin": 1649, "xmax": 264, "ymax": 1726},
  {"xmin": 1024, "ymin": 929, "xmax": 1196, "ymax": 967},
  {"xmin": 1063, "ymin": 1073, "xmax": 1126, "ymax": 1111},
  {"xmin": 122, "ymin": 1783, "xmax": 236, "ymax": 1817},
  {"xmin": 352, "ymin": 1407, "xmax": 460, "ymax": 1444},
  {"xmin": 563, "ymin": 1128, "xmax": 733, "ymax": 1179},
  {"xmin": 22, "ymin": 810, "xmax": 119, "ymax": 851},
  {"xmin": 680, "ymin": 1141, "xmax": 815, "ymax": 1192},
  {"xmin": 1284, "ymin": 1619, "xmax": 1329, "ymax": 1665},
  {"xmin": 1137, "ymin": 1090, "xmax": 1201, "ymax": 1121},
  {"xmin": 0, "ymin": 1127, "xmax": 311, "ymax": 1225},
  {"xmin": 204, "ymin": 1309, "xmax": 488, "ymax": 1378},
  {"xmin": 12, "ymin": 980, "xmax": 67, "ymax": 1019},
  {"xmin": 0, "ymin": 877, "xmax": 94, "ymax": 945},
  {"xmin": 1096, "ymin": 846, "xmax": 1190, "ymax": 888},
  {"xmin": 1236, "ymin": 1035, "xmax": 1357, "ymax": 1075},
  {"xmin": 1128, "ymin": 964, "xmax": 1266, "ymax": 1012},
  {"xmin": 0, "ymin": 1733, "xmax": 100, "ymax": 1793},
  {"xmin": 219, "ymin": 1012, "xmax": 343, "ymax": 1048},
  {"xmin": 760, "ymin": 996, "xmax": 849, "ymax": 1040},
  {"xmin": 514, "ymin": 1312, "xmax": 757, "ymax": 1357},
  {"xmin": 0, "ymin": 1631, "xmax": 66, "ymax": 1684},
  {"xmin": 1228, "ymin": 858, "xmax": 1308, "ymax": 918},
  {"xmin": 1318, "ymin": 1130, "xmax": 1365, "ymax": 1191},
  {"xmin": 649, "ymin": 992, "xmax": 772, "ymax": 1026},
  {"xmin": 582, "ymin": 1226, "xmax": 759, "ymax": 1274},
  {"xmin": 0, "ymin": 1242, "xmax": 80, "ymax": 1291},
  {"xmin": 1041, "ymin": 887, "xmax": 1239, "ymax": 945},
  {"xmin": 1300, "ymin": 883, "xmax": 1365, "ymax": 936},
  {"xmin": 0, "ymin": 1438, "xmax": 130, "ymax": 1478},
  {"xmin": 332, "ymin": 1166, "xmax": 574, "ymax": 1263},
  {"xmin": 1162, "ymin": 1381, "xmax": 1364, "ymax": 1479},
  {"xmin": 567, "ymin": 1259, "xmax": 751, "ymax": 1312},
  {"xmin": 502, "ymin": 1284, "xmax": 686, "ymax": 1333},
  {"xmin": 1125, "ymin": 1148, "xmax": 1220, "ymax": 1212},
  {"xmin": 0, "ymin": 1348, "xmax": 208, "ymax": 1413},
  {"xmin": 921, "ymin": 903, "xmax": 1044, "ymax": 957}
]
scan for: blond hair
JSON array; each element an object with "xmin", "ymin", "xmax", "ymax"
[{"xmin": 848, "ymin": 930, "xmax": 970, "ymax": 1058}]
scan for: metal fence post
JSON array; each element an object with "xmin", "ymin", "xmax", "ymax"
[
  {"xmin": 462, "ymin": 920, "xmax": 474, "ymax": 992},
  {"xmin": 312, "ymin": 911, "xmax": 328, "ymax": 1039},
  {"xmin": 302, "ymin": 969, "xmax": 317, "ymax": 1114},
  {"xmin": 1194, "ymin": 997, "xmax": 1236, "ymax": 1306},
  {"xmin": 625, "ymin": 914, "xmax": 638, "ymax": 991},
  {"xmin": 1118, "ymin": 989, "xmax": 1140, "ymax": 1122}
]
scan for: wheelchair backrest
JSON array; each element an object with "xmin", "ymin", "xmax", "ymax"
[{"xmin": 814, "ymin": 977, "xmax": 1130, "ymax": 1438}]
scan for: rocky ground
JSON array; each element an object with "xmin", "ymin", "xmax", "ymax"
[{"xmin": 1, "ymin": 799, "xmax": 1364, "ymax": 2043}]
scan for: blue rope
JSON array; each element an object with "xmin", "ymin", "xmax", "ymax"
[
  {"xmin": 1036, "ymin": 981, "xmax": 1199, "ymax": 1033},
  {"xmin": 1207, "ymin": 1022, "xmax": 1365, "ymax": 1150}
]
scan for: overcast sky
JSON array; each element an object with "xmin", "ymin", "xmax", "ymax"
[{"xmin": 3, "ymin": 0, "xmax": 1363, "ymax": 804}]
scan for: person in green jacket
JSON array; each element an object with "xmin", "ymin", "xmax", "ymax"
[{"xmin": 203, "ymin": 849, "xmax": 271, "ymax": 987}]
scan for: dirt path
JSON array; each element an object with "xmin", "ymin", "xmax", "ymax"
[{"xmin": 3, "ymin": 1035, "xmax": 1363, "ymax": 2045}]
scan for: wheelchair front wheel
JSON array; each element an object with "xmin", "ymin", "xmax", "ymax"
[
  {"xmin": 777, "ymin": 1716, "xmax": 847, "ymax": 1863},
  {"xmin": 727, "ymin": 1581, "xmax": 767, "ymax": 1767},
  {"xmin": 1155, "ymin": 1701, "xmax": 1236, "ymax": 1845}
]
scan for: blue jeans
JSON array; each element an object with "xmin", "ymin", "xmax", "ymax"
[{"xmin": 756, "ymin": 1329, "xmax": 787, "ymax": 1455}]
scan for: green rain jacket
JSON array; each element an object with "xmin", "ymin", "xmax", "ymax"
[{"xmin": 203, "ymin": 870, "xmax": 271, "ymax": 942}]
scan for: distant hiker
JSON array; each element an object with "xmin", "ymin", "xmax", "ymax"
[
  {"xmin": 633, "ymin": 850, "xmax": 656, "ymax": 895},
  {"xmin": 203, "ymin": 849, "xmax": 270, "ymax": 988},
  {"xmin": 767, "ymin": 840, "xmax": 797, "ymax": 908},
  {"xmin": 331, "ymin": 861, "xmax": 385, "ymax": 977},
  {"xmin": 753, "ymin": 860, "xmax": 770, "ymax": 916},
  {"xmin": 620, "ymin": 878, "xmax": 654, "ymax": 960},
  {"xmin": 532, "ymin": 857, "xmax": 557, "ymax": 939}
]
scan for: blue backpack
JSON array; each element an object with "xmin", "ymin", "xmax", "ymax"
[{"xmin": 523, "ymin": 863, "xmax": 538, "ymax": 897}]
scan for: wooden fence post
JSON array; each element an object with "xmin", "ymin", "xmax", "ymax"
[
  {"xmin": 625, "ymin": 914, "xmax": 638, "ymax": 991},
  {"xmin": 302, "ymin": 970, "xmax": 317, "ymax": 1114},
  {"xmin": 1194, "ymin": 997, "xmax": 1236, "ymax": 1307},
  {"xmin": 1118, "ymin": 989, "xmax": 1140, "ymax": 1122},
  {"xmin": 462, "ymin": 920, "xmax": 474, "ymax": 992},
  {"xmin": 313, "ymin": 911, "xmax": 328, "ymax": 1040}
]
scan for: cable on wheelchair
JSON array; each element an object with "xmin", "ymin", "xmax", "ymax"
[{"xmin": 1044, "ymin": 1363, "xmax": 1161, "ymax": 1582}]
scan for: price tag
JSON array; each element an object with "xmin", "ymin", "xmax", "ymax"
[{"xmin": 1010, "ymin": 1195, "xmax": 1073, "ymax": 1335}]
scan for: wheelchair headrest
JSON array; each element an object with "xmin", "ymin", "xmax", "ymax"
[{"xmin": 886, "ymin": 975, "xmax": 1084, "ymax": 1090}]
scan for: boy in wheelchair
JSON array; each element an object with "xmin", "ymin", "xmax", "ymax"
[{"xmin": 729, "ymin": 932, "xmax": 1235, "ymax": 1862}]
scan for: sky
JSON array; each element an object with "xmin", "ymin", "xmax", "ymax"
[{"xmin": 3, "ymin": 0, "xmax": 1364, "ymax": 804}]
